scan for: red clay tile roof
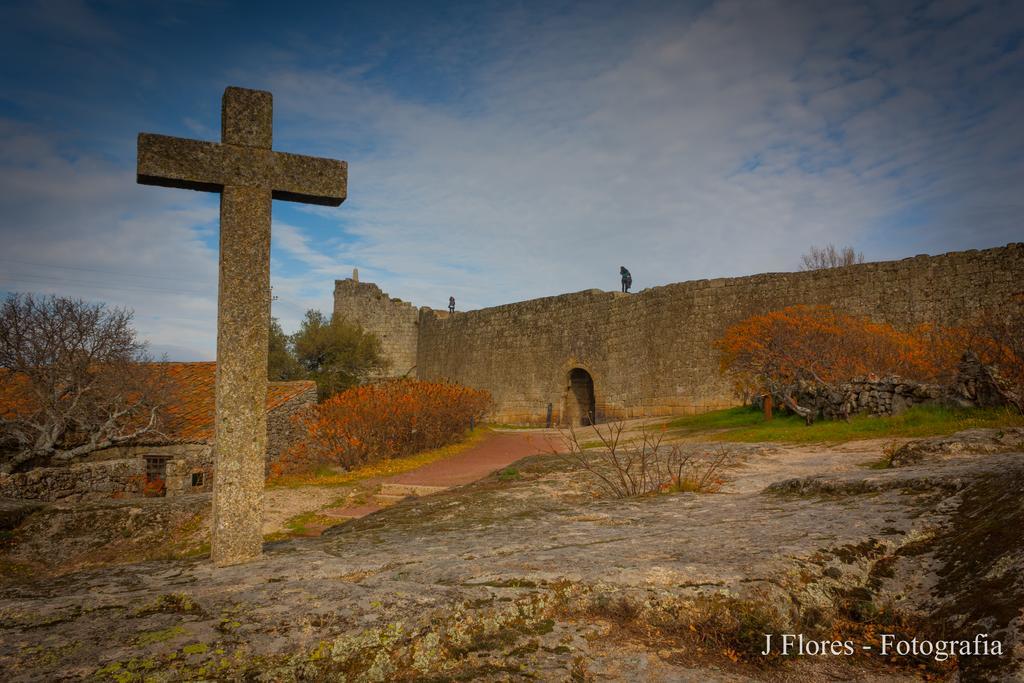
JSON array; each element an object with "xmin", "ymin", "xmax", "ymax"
[
  {"xmin": 0, "ymin": 363, "xmax": 316, "ymax": 444},
  {"xmin": 162, "ymin": 362, "xmax": 315, "ymax": 443}
]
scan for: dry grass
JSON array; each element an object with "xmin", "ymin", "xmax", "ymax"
[{"xmin": 555, "ymin": 421, "xmax": 730, "ymax": 498}]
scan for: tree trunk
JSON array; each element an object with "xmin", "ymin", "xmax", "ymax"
[{"xmin": 783, "ymin": 391, "xmax": 815, "ymax": 425}]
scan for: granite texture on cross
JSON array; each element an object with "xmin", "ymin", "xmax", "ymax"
[{"xmin": 137, "ymin": 87, "xmax": 347, "ymax": 566}]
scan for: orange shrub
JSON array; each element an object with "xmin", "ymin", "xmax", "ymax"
[
  {"xmin": 715, "ymin": 305, "xmax": 968, "ymax": 397},
  {"xmin": 272, "ymin": 379, "xmax": 491, "ymax": 476},
  {"xmin": 142, "ymin": 478, "xmax": 165, "ymax": 497}
]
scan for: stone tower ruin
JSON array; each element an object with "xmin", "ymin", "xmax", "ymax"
[{"xmin": 333, "ymin": 279, "xmax": 419, "ymax": 378}]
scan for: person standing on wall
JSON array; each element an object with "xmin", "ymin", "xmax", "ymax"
[
  {"xmin": 620, "ymin": 266, "xmax": 632, "ymax": 293},
  {"xmin": 448, "ymin": 296, "xmax": 456, "ymax": 314}
]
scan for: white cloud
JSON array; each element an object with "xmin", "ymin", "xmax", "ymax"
[
  {"xmin": 0, "ymin": 120, "xmax": 220, "ymax": 360},
  {"xmin": 2, "ymin": 0, "xmax": 1021, "ymax": 358},
  {"xmin": 258, "ymin": 0, "xmax": 1022, "ymax": 313}
]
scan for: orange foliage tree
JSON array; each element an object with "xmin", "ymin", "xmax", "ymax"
[
  {"xmin": 272, "ymin": 379, "xmax": 491, "ymax": 476},
  {"xmin": 715, "ymin": 305, "xmax": 966, "ymax": 407}
]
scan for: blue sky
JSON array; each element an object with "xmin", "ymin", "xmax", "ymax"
[{"xmin": 1, "ymin": 0, "xmax": 1022, "ymax": 359}]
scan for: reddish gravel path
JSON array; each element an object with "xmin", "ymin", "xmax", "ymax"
[
  {"xmin": 323, "ymin": 430, "xmax": 561, "ymax": 520},
  {"xmin": 387, "ymin": 431, "xmax": 560, "ymax": 487}
]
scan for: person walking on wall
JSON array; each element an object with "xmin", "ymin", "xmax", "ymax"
[
  {"xmin": 448, "ymin": 296, "xmax": 456, "ymax": 314},
  {"xmin": 620, "ymin": 266, "xmax": 632, "ymax": 293}
]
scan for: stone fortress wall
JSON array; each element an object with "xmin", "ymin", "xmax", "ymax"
[{"xmin": 336, "ymin": 244, "xmax": 1024, "ymax": 424}]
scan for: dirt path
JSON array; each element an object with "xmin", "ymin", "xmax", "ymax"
[
  {"xmin": 262, "ymin": 423, "xmax": 899, "ymax": 535},
  {"xmin": 265, "ymin": 430, "xmax": 562, "ymax": 532},
  {"xmin": 386, "ymin": 431, "xmax": 561, "ymax": 487},
  {"xmin": 263, "ymin": 485, "xmax": 347, "ymax": 536}
]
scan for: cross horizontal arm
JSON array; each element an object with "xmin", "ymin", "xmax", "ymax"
[
  {"xmin": 268, "ymin": 150, "xmax": 348, "ymax": 206},
  {"xmin": 137, "ymin": 134, "xmax": 226, "ymax": 193},
  {"xmin": 137, "ymin": 133, "xmax": 347, "ymax": 206}
]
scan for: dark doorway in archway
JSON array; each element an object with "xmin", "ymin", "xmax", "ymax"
[{"xmin": 566, "ymin": 368, "xmax": 596, "ymax": 426}]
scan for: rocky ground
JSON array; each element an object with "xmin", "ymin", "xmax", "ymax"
[{"xmin": 0, "ymin": 428, "xmax": 1022, "ymax": 681}]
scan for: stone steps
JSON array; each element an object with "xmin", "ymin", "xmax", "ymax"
[
  {"xmin": 372, "ymin": 493, "xmax": 409, "ymax": 506},
  {"xmin": 321, "ymin": 503, "xmax": 381, "ymax": 520},
  {"xmin": 380, "ymin": 483, "xmax": 448, "ymax": 497},
  {"xmin": 372, "ymin": 483, "xmax": 448, "ymax": 507}
]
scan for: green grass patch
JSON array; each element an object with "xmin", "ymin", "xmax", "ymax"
[
  {"xmin": 262, "ymin": 511, "xmax": 343, "ymax": 541},
  {"xmin": 667, "ymin": 406, "xmax": 769, "ymax": 434},
  {"xmin": 669, "ymin": 405, "xmax": 1023, "ymax": 444},
  {"xmin": 497, "ymin": 467, "xmax": 520, "ymax": 481},
  {"xmin": 859, "ymin": 457, "xmax": 893, "ymax": 470}
]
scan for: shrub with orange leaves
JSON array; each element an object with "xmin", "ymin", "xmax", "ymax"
[
  {"xmin": 715, "ymin": 305, "xmax": 967, "ymax": 400},
  {"xmin": 142, "ymin": 477, "xmax": 165, "ymax": 497},
  {"xmin": 272, "ymin": 379, "xmax": 492, "ymax": 476}
]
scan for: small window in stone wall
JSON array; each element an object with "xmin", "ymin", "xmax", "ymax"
[
  {"xmin": 191, "ymin": 472, "xmax": 204, "ymax": 487},
  {"xmin": 144, "ymin": 456, "xmax": 169, "ymax": 497},
  {"xmin": 145, "ymin": 456, "xmax": 168, "ymax": 481}
]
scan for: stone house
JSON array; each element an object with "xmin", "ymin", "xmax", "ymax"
[{"xmin": 0, "ymin": 362, "xmax": 316, "ymax": 502}]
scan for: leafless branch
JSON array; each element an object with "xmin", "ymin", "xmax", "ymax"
[
  {"xmin": 552, "ymin": 420, "xmax": 731, "ymax": 498},
  {"xmin": 798, "ymin": 244, "xmax": 864, "ymax": 271},
  {"xmin": 0, "ymin": 293, "xmax": 171, "ymax": 473}
]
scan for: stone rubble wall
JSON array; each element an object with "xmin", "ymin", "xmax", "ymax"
[
  {"xmin": 791, "ymin": 377, "xmax": 946, "ymax": 420},
  {"xmin": 339, "ymin": 244, "xmax": 1024, "ymax": 424},
  {"xmin": 953, "ymin": 350, "xmax": 1019, "ymax": 409},
  {"xmin": 0, "ymin": 458, "xmax": 145, "ymax": 502},
  {"xmin": 266, "ymin": 385, "xmax": 317, "ymax": 468},
  {"xmin": 333, "ymin": 279, "xmax": 419, "ymax": 378},
  {"xmin": 778, "ymin": 351, "xmax": 1014, "ymax": 420}
]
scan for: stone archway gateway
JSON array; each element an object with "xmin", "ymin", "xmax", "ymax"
[{"xmin": 565, "ymin": 368, "xmax": 596, "ymax": 426}]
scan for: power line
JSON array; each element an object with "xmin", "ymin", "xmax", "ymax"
[
  {"xmin": 0, "ymin": 257, "xmax": 211, "ymax": 283},
  {"xmin": 0, "ymin": 272, "xmax": 209, "ymax": 296},
  {"xmin": 1, "ymin": 261, "xmax": 314, "ymax": 306},
  {"xmin": 1, "ymin": 273, "xmax": 306, "ymax": 305},
  {"xmin": 0, "ymin": 259, "xmax": 307, "ymax": 302}
]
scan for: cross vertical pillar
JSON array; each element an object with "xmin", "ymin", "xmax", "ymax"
[
  {"xmin": 212, "ymin": 185, "xmax": 271, "ymax": 565},
  {"xmin": 137, "ymin": 86, "xmax": 347, "ymax": 566},
  {"xmin": 211, "ymin": 88, "xmax": 273, "ymax": 566}
]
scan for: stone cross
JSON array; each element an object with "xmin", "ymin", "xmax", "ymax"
[{"xmin": 137, "ymin": 87, "xmax": 347, "ymax": 566}]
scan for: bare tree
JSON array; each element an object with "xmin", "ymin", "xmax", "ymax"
[
  {"xmin": 0, "ymin": 294, "xmax": 170, "ymax": 474},
  {"xmin": 799, "ymin": 244, "xmax": 865, "ymax": 271},
  {"xmin": 554, "ymin": 421, "xmax": 731, "ymax": 498}
]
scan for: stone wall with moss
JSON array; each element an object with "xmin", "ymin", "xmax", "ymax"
[
  {"xmin": 0, "ymin": 458, "xmax": 145, "ymax": 502},
  {"xmin": 266, "ymin": 385, "xmax": 317, "ymax": 468},
  {"xmin": 340, "ymin": 244, "xmax": 1024, "ymax": 424}
]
